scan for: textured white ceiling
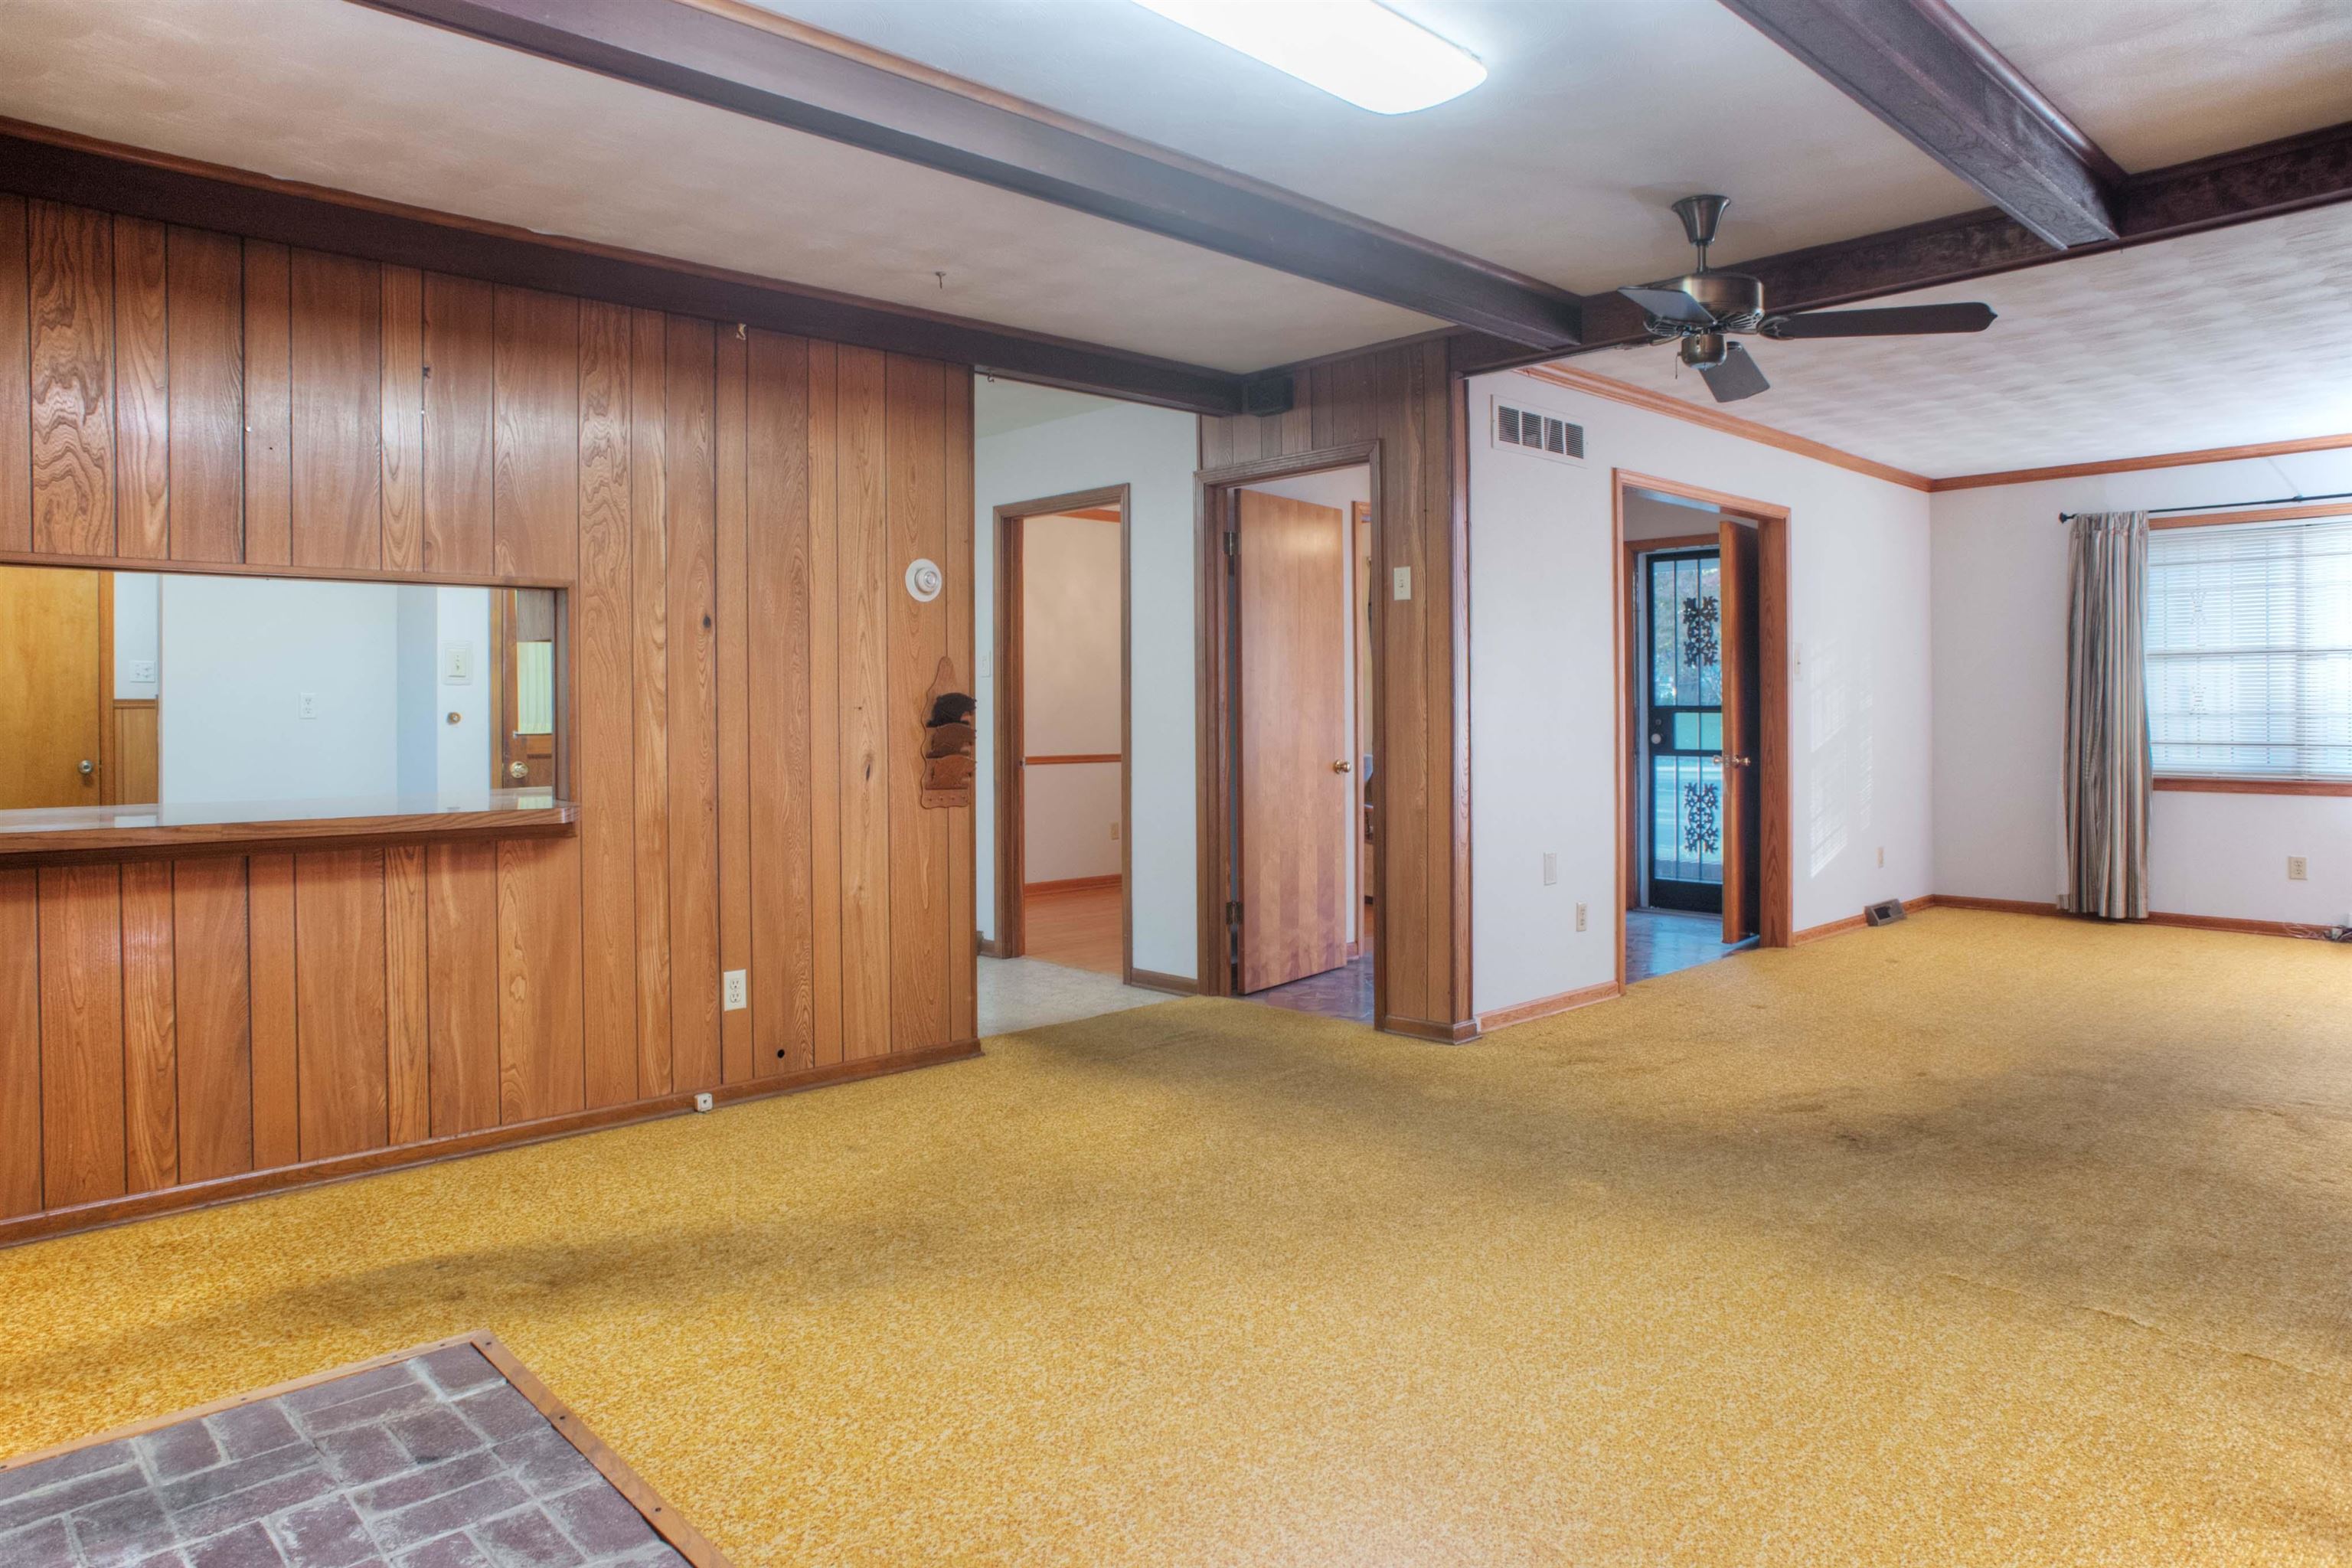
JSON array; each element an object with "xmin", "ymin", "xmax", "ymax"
[
  {"xmin": 1560, "ymin": 204, "xmax": 2352, "ymax": 480},
  {"xmin": 1954, "ymin": 0, "xmax": 2352, "ymax": 173},
  {"xmin": 752, "ymin": 0, "xmax": 1988, "ymax": 291},
  {"xmin": 0, "ymin": 0, "xmax": 1432, "ymax": 372}
]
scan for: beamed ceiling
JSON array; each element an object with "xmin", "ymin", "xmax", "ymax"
[{"xmin": 0, "ymin": 0, "xmax": 2346, "ymax": 476}]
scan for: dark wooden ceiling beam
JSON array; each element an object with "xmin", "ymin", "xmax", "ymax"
[
  {"xmin": 0, "ymin": 127, "xmax": 1250, "ymax": 413},
  {"xmin": 1454, "ymin": 119, "xmax": 2352, "ymax": 377},
  {"xmin": 1716, "ymin": 0, "xmax": 2121, "ymax": 248},
  {"xmin": 352, "ymin": 0, "xmax": 1586, "ymax": 350}
]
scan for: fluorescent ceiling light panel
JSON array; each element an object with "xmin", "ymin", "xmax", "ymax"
[{"xmin": 1131, "ymin": 0, "xmax": 1487, "ymax": 114}]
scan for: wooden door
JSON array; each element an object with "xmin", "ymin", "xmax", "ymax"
[
  {"xmin": 1236, "ymin": 491, "xmax": 1350, "ymax": 992},
  {"xmin": 0, "ymin": 566, "xmax": 105, "ymax": 808},
  {"xmin": 1717, "ymin": 518, "xmax": 1762, "ymax": 942},
  {"xmin": 497, "ymin": 588, "xmax": 558, "ymax": 789}
]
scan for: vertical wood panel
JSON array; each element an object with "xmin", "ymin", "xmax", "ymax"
[
  {"xmin": 577, "ymin": 299, "xmax": 639, "ymax": 1107},
  {"xmin": 289, "ymin": 249, "xmax": 382, "ymax": 570},
  {"xmin": 747, "ymin": 331, "xmax": 813, "ymax": 1075},
  {"xmin": 422, "ymin": 273, "xmax": 494, "ymax": 576},
  {"xmin": 665, "ymin": 315, "xmax": 720, "ymax": 1090},
  {"xmin": 626, "ymin": 307, "xmax": 673, "ymax": 1096},
  {"xmin": 166, "ymin": 226, "xmax": 243, "ymax": 563},
  {"xmin": 426, "ymin": 841, "xmax": 499, "ymax": 1136},
  {"xmin": 241, "ymin": 240, "xmax": 292, "ymax": 567},
  {"xmin": 0, "ymin": 197, "xmax": 29, "ymax": 553},
  {"xmin": 0, "ymin": 870, "xmax": 41, "ymax": 1217},
  {"xmin": 110, "ymin": 215, "xmax": 169, "ymax": 560},
  {"xmin": 292, "ymin": 849, "xmax": 387, "ymax": 1160},
  {"xmin": 496, "ymin": 837, "xmax": 585, "ymax": 1122},
  {"xmin": 806, "ymin": 342, "xmax": 844, "ymax": 1068},
  {"xmin": 715, "ymin": 328, "xmax": 753, "ymax": 1085},
  {"xmin": 38, "ymin": 864, "xmax": 124, "ymax": 1209},
  {"xmin": 247, "ymin": 852, "xmax": 299, "ymax": 1167},
  {"xmin": 380, "ymin": 265, "xmax": 425, "ymax": 572},
  {"xmin": 384, "ymin": 842, "xmax": 430, "ymax": 1146},
  {"xmin": 836, "ymin": 345, "xmax": 891, "ymax": 1060},
  {"xmin": 884, "ymin": 354, "xmax": 949, "ymax": 1050},
  {"xmin": 120, "ymin": 859, "xmax": 177, "ymax": 1192},
  {"xmin": 28, "ymin": 201, "xmax": 113, "ymax": 555},
  {"xmin": 492, "ymin": 286, "xmax": 580, "ymax": 579},
  {"xmin": 173, "ymin": 857, "xmax": 253, "ymax": 1184},
  {"xmin": 944, "ymin": 368, "xmax": 977, "ymax": 1043}
]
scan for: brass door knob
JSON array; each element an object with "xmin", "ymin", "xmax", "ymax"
[
  {"xmin": 1331, "ymin": 760, "xmax": 1352, "ymax": 774},
  {"xmin": 508, "ymin": 761, "xmax": 530, "ymax": 781},
  {"xmin": 1726, "ymin": 753, "xmax": 1753, "ymax": 768}
]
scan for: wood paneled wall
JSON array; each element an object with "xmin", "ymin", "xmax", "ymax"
[
  {"xmin": 0, "ymin": 195, "xmax": 978, "ymax": 1236},
  {"xmin": 1200, "ymin": 339, "xmax": 1470, "ymax": 1038}
]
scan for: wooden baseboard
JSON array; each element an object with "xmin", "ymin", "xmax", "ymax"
[
  {"xmin": 1024, "ymin": 874, "xmax": 1120, "ymax": 897},
  {"xmin": 1476, "ymin": 980, "xmax": 1622, "ymax": 1033},
  {"xmin": 1380, "ymin": 1014, "xmax": 1482, "ymax": 1044},
  {"xmin": 976, "ymin": 931, "xmax": 1010, "ymax": 959},
  {"xmin": 1792, "ymin": 895, "xmax": 1942, "ymax": 945},
  {"xmin": 0, "ymin": 1039, "xmax": 984, "ymax": 1250},
  {"xmin": 1930, "ymin": 896, "xmax": 2337, "ymax": 941},
  {"xmin": 1930, "ymin": 894, "xmax": 2059, "ymax": 916},
  {"xmin": 1125, "ymin": 967, "xmax": 1197, "ymax": 996}
]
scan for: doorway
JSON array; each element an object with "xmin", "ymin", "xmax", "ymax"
[
  {"xmin": 1196, "ymin": 450, "xmax": 1377, "ymax": 1024},
  {"xmin": 1615, "ymin": 472, "xmax": 1792, "ymax": 985},
  {"xmin": 991, "ymin": 485, "xmax": 1133, "ymax": 980}
]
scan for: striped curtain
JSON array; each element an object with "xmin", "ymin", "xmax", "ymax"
[{"xmin": 2060, "ymin": 510, "xmax": 2151, "ymax": 920}]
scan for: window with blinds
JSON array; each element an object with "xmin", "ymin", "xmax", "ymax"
[{"xmin": 2145, "ymin": 515, "xmax": 2352, "ymax": 780}]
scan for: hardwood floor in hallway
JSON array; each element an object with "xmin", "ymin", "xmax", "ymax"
[{"xmin": 1022, "ymin": 884, "xmax": 1123, "ymax": 976}]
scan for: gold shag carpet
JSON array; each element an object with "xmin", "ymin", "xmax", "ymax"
[{"xmin": 4, "ymin": 909, "xmax": 2349, "ymax": 1565}]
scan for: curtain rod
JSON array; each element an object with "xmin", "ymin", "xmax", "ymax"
[{"xmin": 2059, "ymin": 489, "xmax": 2352, "ymax": 522}]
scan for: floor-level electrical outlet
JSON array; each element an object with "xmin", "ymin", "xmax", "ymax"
[
  {"xmin": 2288, "ymin": 855, "xmax": 2309, "ymax": 881},
  {"xmin": 693, "ymin": 1092, "xmax": 714, "ymax": 1113},
  {"xmin": 723, "ymin": 969, "xmax": 748, "ymax": 1010},
  {"xmin": 1575, "ymin": 901, "xmax": 1587, "ymax": 933},
  {"xmin": 1543, "ymin": 852, "xmax": 1558, "ymax": 887}
]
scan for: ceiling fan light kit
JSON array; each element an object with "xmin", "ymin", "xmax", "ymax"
[{"xmin": 1615, "ymin": 195, "xmax": 1998, "ymax": 403}]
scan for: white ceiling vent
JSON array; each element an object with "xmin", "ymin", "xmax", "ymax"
[{"xmin": 1491, "ymin": 397, "xmax": 1585, "ymax": 466}]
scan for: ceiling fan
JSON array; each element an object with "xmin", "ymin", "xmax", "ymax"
[{"xmin": 1615, "ymin": 195, "xmax": 1997, "ymax": 403}]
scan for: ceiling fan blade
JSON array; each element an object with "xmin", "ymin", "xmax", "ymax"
[
  {"xmin": 1619, "ymin": 285, "xmax": 1717, "ymax": 327},
  {"xmin": 1699, "ymin": 342, "xmax": 1769, "ymax": 403},
  {"xmin": 1759, "ymin": 302, "xmax": 1997, "ymax": 339}
]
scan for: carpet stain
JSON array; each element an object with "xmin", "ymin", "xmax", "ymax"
[{"xmin": 2, "ymin": 910, "xmax": 2349, "ymax": 1565}]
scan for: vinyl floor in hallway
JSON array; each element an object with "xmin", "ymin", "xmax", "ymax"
[{"xmin": 5, "ymin": 911, "xmax": 2348, "ymax": 1566}]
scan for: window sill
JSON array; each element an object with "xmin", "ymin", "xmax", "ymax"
[
  {"xmin": 0, "ymin": 790, "xmax": 578, "ymax": 867},
  {"xmin": 2154, "ymin": 776, "xmax": 2352, "ymax": 798}
]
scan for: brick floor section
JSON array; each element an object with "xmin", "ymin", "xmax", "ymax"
[{"xmin": 0, "ymin": 1348, "xmax": 688, "ymax": 1568}]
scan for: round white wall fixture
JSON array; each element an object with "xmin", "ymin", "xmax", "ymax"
[{"xmin": 905, "ymin": 557, "xmax": 943, "ymax": 603}]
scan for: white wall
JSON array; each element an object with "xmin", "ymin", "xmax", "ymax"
[
  {"xmin": 973, "ymin": 381, "xmax": 1200, "ymax": 978},
  {"xmin": 156, "ymin": 577, "xmax": 494, "ymax": 806},
  {"xmin": 1467, "ymin": 373, "xmax": 1936, "ymax": 1016},
  {"xmin": 160, "ymin": 576, "xmax": 403, "ymax": 804},
  {"xmin": 113, "ymin": 572, "xmax": 159, "ymax": 700},
  {"xmin": 1931, "ymin": 447, "xmax": 2352, "ymax": 926},
  {"xmin": 1021, "ymin": 513, "xmax": 1123, "ymax": 885}
]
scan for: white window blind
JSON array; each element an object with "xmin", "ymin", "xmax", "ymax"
[{"xmin": 2145, "ymin": 515, "xmax": 2352, "ymax": 780}]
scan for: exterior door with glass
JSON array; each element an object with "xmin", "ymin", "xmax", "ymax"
[{"xmin": 1642, "ymin": 549, "xmax": 1724, "ymax": 914}]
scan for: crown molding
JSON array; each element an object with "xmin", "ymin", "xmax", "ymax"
[
  {"xmin": 1928, "ymin": 432, "xmax": 2352, "ymax": 491},
  {"xmin": 1514, "ymin": 365, "xmax": 1931, "ymax": 492}
]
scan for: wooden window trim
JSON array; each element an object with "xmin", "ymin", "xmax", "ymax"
[{"xmin": 2154, "ymin": 776, "xmax": 2352, "ymax": 798}]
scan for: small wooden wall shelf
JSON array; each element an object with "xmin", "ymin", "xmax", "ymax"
[
  {"xmin": 0, "ymin": 789, "xmax": 578, "ymax": 867},
  {"xmin": 922, "ymin": 656, "xmax": 976, "ymax": 809}
]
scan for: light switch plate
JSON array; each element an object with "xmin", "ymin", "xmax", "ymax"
[
  {"xmin": 442, "ymin": 642, "xmax": 474, "ymax": 684},
  {"xmin": 1392, "ymin": 566, "xmax": 1413, "ymax": 600},
  {"xmin": 1542, "ymin": 851, "xmax": 1558, "ymax": 887}
]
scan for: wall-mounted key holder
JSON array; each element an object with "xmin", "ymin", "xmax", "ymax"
[{"xmin": 921, "ymin": 655, "xmax": 976, "ymax": 809}]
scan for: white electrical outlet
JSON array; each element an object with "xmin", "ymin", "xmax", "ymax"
[
  {"xmin": 1542, "ymin": 851, "xmax": 1558, "ymax": 887},
  {"xmin": 693, "ymin": 1092, "xmax": 714, "ymax": 1113},
  {"xmin": 2288, "ymin": 855, "xmax": 2309, "ymax": 881},
  {"xmin": 723, "ymin": 969, "xmax": 748, "ymax": 1010},
  {"xmin": 1575, "ymin": 900, "xmax": 1588, "ymax": 933},
  {"xmin": 129, "ymin": 659, "xmax": 157, "ymax": 684},
  {"xmin": 1392, "ymin": 566, "xmax": 1413, "ymax": 600},
  {"xmin": 298, "ymin": 692, "xmax": 318, "ymax": 720}
]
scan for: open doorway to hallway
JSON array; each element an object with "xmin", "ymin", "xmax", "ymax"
[
  {"xmin": 1617, "ymin": 475, "xmax": 1792, "ymax": 984},
  {"xmin": 1208, "ymin": 463, "xmax": 1376, "ymax": 1024}
]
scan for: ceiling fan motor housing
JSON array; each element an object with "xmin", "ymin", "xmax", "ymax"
[{"xmin": 1658, "ymin": 270, "xmax": 1765, "ymax": 333}]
